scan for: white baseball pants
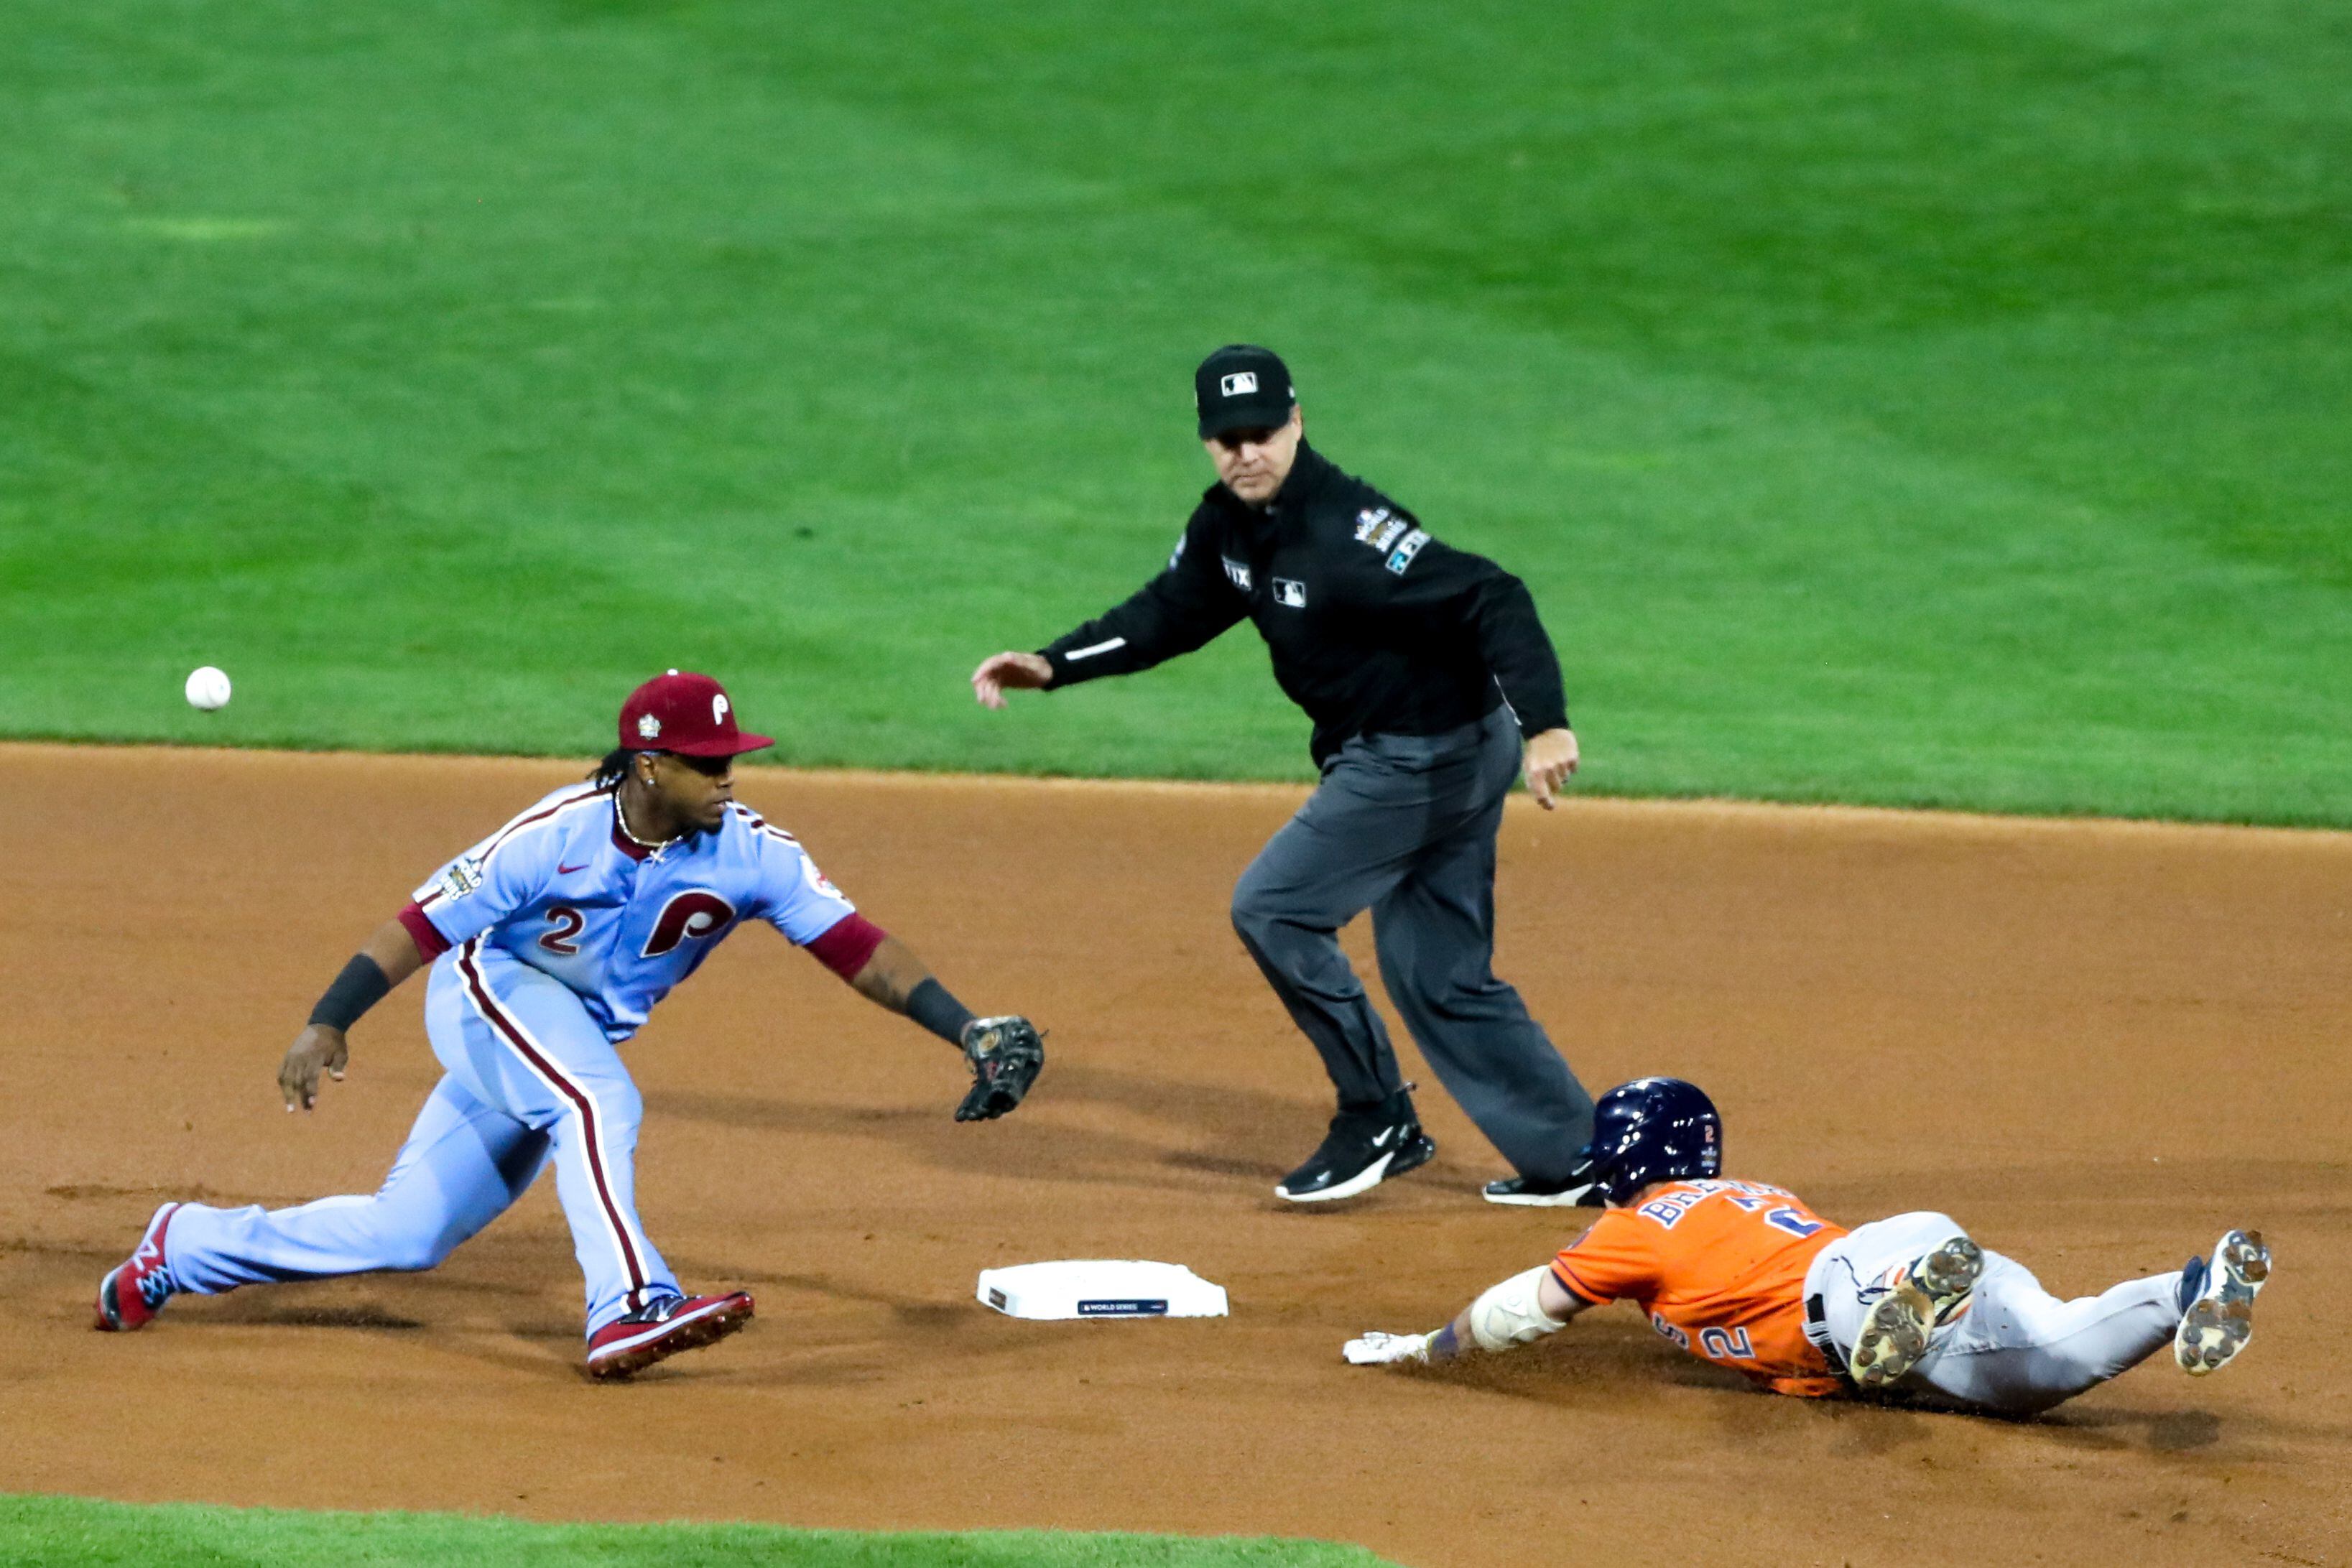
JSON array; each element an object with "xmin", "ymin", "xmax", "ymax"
[{"xmin": 1804, "ymin": 1210, "xmax": 2182, "ymax": 1415}]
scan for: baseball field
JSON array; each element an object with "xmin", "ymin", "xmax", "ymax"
[{"xmin": 7, "ymin": 0, "xmax": 2351, "ymax": 1564}]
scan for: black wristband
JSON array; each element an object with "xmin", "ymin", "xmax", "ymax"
[
  {"xmin": 309, "ymin": 954, "xmax": 392, "ymax": 1031},
  {"xmin": 906, "ymin": 977, "xmax": 977, "ymax": 1047}
]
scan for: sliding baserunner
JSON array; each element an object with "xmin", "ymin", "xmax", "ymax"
[
  {"xmin": 95, "ymin": 672, "xmax": 1043, "ymax": 1379},
  {"xmin": 1343, "ymin": 1078, "xmax": 2269, "ymax": 1414}
]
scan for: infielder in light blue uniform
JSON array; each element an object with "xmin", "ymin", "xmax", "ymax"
[{"xmin": 94, "ymin": 672, "xmax": 1046, "ymax": 1378}]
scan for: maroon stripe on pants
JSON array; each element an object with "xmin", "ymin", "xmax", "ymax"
[{"xmin": 457, "ymin": 940, "xmax": 649, "ymax": 1309}]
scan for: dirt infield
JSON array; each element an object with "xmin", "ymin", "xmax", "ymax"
[{"xmin": 7, "ymin": 744, "xmax": 2348, "ymax": 1567}]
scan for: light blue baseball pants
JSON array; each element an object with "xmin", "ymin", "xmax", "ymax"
[{"xmin": 162, "ymin": 940, "xmax": 680, "ymax": 1336}]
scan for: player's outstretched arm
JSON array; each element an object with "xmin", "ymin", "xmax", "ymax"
[
  {"xmin": 1344, "ymin": 1266, "xmax": 1588, "ymax": 1366},
  {"xmin": 845, "ymin": 935, "xmax": 1045, "ymax": 1121},
  {"xmin": 280, "ymin": 917, "xmax": 429, "ymax": 1113}
]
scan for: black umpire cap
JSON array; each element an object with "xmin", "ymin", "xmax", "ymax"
[{"xmin": 1195, "ymin": 345, "xmax": 1297, "ymax": 438}]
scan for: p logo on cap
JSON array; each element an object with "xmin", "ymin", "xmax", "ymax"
[{"xmin": 618, "ymin": 672, "xmax": 774, "ymax": 759}]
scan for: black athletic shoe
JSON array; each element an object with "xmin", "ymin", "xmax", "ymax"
[
  {"xmin": 1481, "ymin": 1173, "xmax": 1603, "ymax": 1208},
  {"xmin": 1276, "ymin": 1099, "xmax": 1435, "ymax": 1203}
]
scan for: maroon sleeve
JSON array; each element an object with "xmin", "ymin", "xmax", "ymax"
[
  {"xmin": 397, "ymin": 901, "xmax": 453, "ymax": 962},
  {"xmin": 804, "ymin": 911, "xmax": 886, "ymax": 980}
]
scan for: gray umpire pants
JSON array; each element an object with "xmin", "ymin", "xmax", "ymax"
[{"xmin": 1230, "ymin": 706, "xmax": 1596, "ymax": 1183}]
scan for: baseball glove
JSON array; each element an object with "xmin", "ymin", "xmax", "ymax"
[{"xmin": 956, "ymin": 1015, "xmax": 1044, "ymax": 1121}]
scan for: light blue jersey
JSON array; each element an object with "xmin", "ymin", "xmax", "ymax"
[
  {"xmin": 401, "ymin": 783, "xmax": 859, "ymax": 1040},
  {"xmin": 165, "ymin": 776, "xmax": 879, "ymax": 1337}
]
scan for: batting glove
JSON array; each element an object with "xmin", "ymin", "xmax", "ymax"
[{"xmin": 1343, "ymin": 1330, "xmax": 1434, "ymax": 1366}]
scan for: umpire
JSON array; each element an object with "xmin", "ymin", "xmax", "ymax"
[{"xmin": 972, "ymin": 345, "xmax": 1597, "ymax": 1205}]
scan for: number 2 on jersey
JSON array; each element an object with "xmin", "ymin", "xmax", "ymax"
[{"xmin": 540, "ymin": 906, "xmax": 584, "ymax": 956}]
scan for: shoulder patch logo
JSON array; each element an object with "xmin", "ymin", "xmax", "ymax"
[
  {"xmin": 637, "ymin": 714, "xmax": 662, "ymax": 740},
  {"xmin": 432, "ymin": 854, "xmax": 485, "ymax": 904},
  {"xmin": 1354, "ymin": 508, "xmax": 1410, "ymax": 554},
  {"xmin": 1385, "ymin": 529, "xmax": 1430, "ymax": 575},
  {"xmin": 1272, "ymin": 577, "xmax": 1307, "ymax": 608}
]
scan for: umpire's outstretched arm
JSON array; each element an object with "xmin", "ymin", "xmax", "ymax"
[{"xmin": 973, "ymin": 514, "xmax": 1243, "ymax": 707}]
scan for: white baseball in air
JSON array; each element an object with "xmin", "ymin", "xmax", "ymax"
[{"xmin": 184, "ymin": 666, "xmax": 233, "ymax": 710}]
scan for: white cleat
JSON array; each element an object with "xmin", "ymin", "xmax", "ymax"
[{"xmin": 2176, "ymin": 1229, "xmax": 2269, "ymax": 1377}]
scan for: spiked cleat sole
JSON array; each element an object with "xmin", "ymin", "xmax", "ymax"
[
  {"xmin": 1911, "ymin": 1235, "xmax": 1984, "ymax": 1327},
  {"xmin": 2177, "ymin": 1230, "xmax": 2269, "ymax": 1376},
  {"xmin": 1849, "ymin": 1280, "xmax": 1934, "ymax": 1389},
  {"xmin": 1848, "ymin": 1235, "xmax": 1983, "ymax": 1391}
]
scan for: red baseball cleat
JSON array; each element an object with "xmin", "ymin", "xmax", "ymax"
[
  {"xmin": 585, "ymin": 1291, "xmax": 754, "ymax": 1380},
  {"xmin": 94, "ymin": 1203, "xmax": 182, "ymax": 1332}
]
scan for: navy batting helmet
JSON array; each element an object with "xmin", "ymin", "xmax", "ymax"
[{"xmin": 1576, "ymin": 1078, "xmax": 1721, "ymax": 1203}]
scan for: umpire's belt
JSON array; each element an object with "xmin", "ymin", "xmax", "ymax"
[{"xmin": 1802, "ymin": 1292, "xmax": 1848, "ymax": 1376}]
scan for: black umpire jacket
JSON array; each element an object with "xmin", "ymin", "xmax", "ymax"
[{"xmin": 1039, "ymin": 442, "xmax": 1570, "ymax": 766}]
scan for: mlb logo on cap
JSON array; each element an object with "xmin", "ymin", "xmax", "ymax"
[{"xmin": 1195, "ymin": 345, "xmax": 1297, "ymax": 438}]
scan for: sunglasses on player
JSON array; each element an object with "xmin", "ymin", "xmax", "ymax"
[{"xmin": 649, "ymin": 751, "xmax": 735, "ymax": 779}]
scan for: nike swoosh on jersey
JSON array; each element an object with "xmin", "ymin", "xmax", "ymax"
[{"xmin": 558, "ymin": 862, "xmax": 591, "ymax": 874}]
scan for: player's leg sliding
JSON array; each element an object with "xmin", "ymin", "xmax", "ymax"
[
  {"xmin": 2176, "ymin": 1229, "xmax": 2269, "ymax": 1376},
  {"xmin": 95, "ymin": 1074, "xmax": 544, "ymax": 1332},
  {"xmin": 1823, "ymin": 1217, "xmax": 2272, "ymax": 1414},
  {"xmin": 1846, "ymin": 1234, "xmax": 1983, "ymax": 1390}
]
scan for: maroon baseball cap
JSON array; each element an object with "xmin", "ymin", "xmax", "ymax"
[{"xmin": 618, "ymin": 671, "xmax": 774, "ymax": 757}]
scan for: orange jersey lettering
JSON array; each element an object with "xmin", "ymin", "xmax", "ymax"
[{"xmin": 1550, "ymin": 1179, "xmax": 1849, "ymax": 1396}]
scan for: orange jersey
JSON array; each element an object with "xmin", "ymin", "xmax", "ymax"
[{"xmin": 1550, "ymin": 1178, "xmax": 1850, "ymax": 1396}]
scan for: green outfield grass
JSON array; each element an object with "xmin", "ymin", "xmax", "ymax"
[
  {"xmin": 5, "ymin": 0, "xmax": 2348, "ymax": 822},
  {"xmin": 0, "ymin": 1498, "xmax": 1399, "ymax": 1567}
]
